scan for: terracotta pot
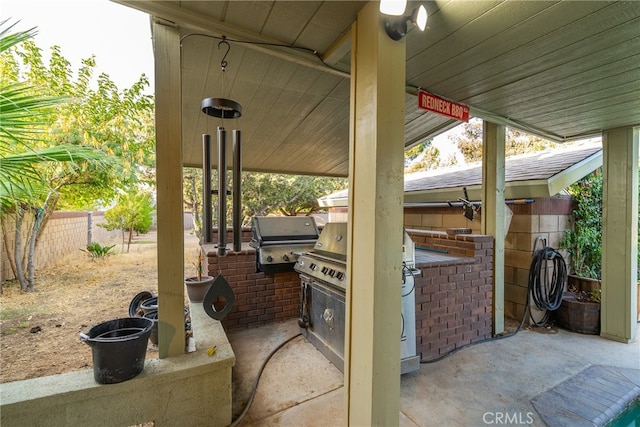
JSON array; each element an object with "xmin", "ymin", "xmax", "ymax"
[{"xmin": 184, "ymin": 276, "xmax": 214, "ymax": 303}]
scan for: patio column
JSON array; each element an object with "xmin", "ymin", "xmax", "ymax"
[
  {"xmin": 601, "ymin": 126, "xmax": 639, "ymax": 343},
  {"xmin": 154, "ymin": 21, "xmax": 186, "ymax": 357},
  {"xmin": 481, "ymin": 121, "xmax": 506, "ymax": 335},
  {"xmin": 345, "ymin": 1, "xmax": 405, "ymax": 425}
]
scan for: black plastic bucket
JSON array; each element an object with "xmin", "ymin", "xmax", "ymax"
[
  {"xmin": 142, "ymin": 310, "xmax": 159, "ymax": 345},
  {"xmin": 129, "ymin": 290, "xmax": 155, "ymax": 317},
  {"xmin": 139, "ymin": 296, "xmax": 158, "ymax": 314},
  {"xmin": 142, "ymin": 309, "xmax": 190, "ymax": 346},
  {"xmin": 80, "ymin": 317, "xmax": 153, "ymax": 384}
]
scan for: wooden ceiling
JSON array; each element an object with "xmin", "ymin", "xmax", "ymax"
[{"xmin": 115, "ymin": 1, "xmax": 640, "ymax": 177}]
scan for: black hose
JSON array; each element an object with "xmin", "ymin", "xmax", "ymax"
[
  {"xmin": 527, "ymin": 246, "xmax": 567, "ymax": 325},
  {"xmin": 230, "ymin": 333, "xmax": 303, "ymax": 427},
  {"xmin": 421, "ymin": 245, "xmax": 567, "ymax": 364}
]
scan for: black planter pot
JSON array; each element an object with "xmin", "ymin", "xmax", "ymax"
[
  {"xmin": 143, "ymin": 310, "xmax": 159, "ymax": 345},
  {"xmin": 139, "ymin": 297, "xmax": 158, "ymax": 314},
  {"xmin": 141, "ymin": 308, "xmax": 191, "ymax": 346},
  {"xmin": 80, "ymin": 317, "xmax": 153, "ymax": 384},
  {"xmin": 129, "ymin": 291, "xmax": 155, "ymax": 317}
]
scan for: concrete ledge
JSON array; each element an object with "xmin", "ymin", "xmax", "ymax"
[{"xmin": 1, "ymin": 302, "xmax": 235, "ymax": 427}]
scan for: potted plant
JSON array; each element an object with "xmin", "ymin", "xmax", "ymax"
[
  {"xmin": 557, "ymin": 171, "xmax": 602, "ymax": 334},
  {"xmin": 185, "ymin": 249, "xmax": 214, "ymax": 303},
  {"xmin": 555, "ymin": 275, "xmax": 601, "ymax": 334}
]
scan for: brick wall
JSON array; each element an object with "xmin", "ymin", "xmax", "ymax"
[
  {"xmin": 204, "ymin": 247, "xmax": 300, "ymax": 330},
  {"xmin": 211, "ymin": 227, "xmax": 253, "ymax": 245},
  {"xmin": 1, "ymin": 211, "xmax": 118, "ymax": 282},
  {"xmin": 407, "ymin": 230, "xmax": 494, "ymax": 360},
  {"xmin": 402, "ymin": 198, "xmax": 573, "ymax": 323},
  {"xmin": 203, "ymin": 226, "xmax": 494, "ymax": 360}
]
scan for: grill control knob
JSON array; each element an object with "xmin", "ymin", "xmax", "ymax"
[
  {"xmin": 282, "ymin": 254, "xmax": 290, "ymax": 261},
  {"xmin": 266, "ymin": 255, "xmax": 273, "ymax": 262}
]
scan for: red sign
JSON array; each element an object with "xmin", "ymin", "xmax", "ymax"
[{"xmin": 418, "ymin": 90, "xmax": 470, "ymax": 122}]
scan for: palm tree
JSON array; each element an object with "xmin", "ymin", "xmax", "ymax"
[{"xmin": 0, "ymin": 20, "xmax": 114, "ymax": 291}]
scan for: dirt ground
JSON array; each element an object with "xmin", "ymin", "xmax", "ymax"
[{"xmin": 0, "ymin": 229, "xmax": 199, "ymax": 384}]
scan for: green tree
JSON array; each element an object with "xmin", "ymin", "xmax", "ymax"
[
  {"xmin": 4, "ymin": 34, "xmax": 155, "ymax": 210},
  {"xmin": 101, "ymin": 191, "xmax": 155, "ymax": 253},
  {"xmin": 240, "ymin": 173, "xmax": 347, "ymax": 219},
  {"xmin": 0, "ymin": 21, "xmax": 116, "ymax": 291},
  {"xmin": 404, "ymin": 140, "xmax": 442, "ymax": 173},
  {"xmin": 405, "ymin": 141, "xmax": 431, "ymax": 164},
  {"xmin": 449, "ymin": 118, "xmax": 558, "ymax": 163},
  {"xmin": 183, "ymin": 167, "xmax": 203, "ymax": 239},
  {"xmin": 183, "ymin": 168, "xmax": 348, "ymax": 239}
]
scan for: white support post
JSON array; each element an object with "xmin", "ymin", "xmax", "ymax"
[
  {"xmin": 154, "ymin": 22, "xmax": 186, "ymax": 357},
  {"xmin": 345, "ymin": 2, "xmax": 406, "ymax": 425},
  {"xmin": 481, "ymin": 121, "xmax": 506, "ymax": 335},
  {"xmin": 601, "ymin": 126, "xmax": 639, "ymax": 343}
]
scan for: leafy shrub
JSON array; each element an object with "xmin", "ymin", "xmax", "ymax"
[
  {"xmin": 81, "ymin": 242, "xmax": 116, "ymax": 260},
  {"xmin": 560, "ymin": 170, "xmax": 602, "ymax": 279},
  {"xmin": 561, "ymin": 167, "xmax": 640, "ymax": 281}
]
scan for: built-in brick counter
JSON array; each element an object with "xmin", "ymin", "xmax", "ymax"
[
  {"xmin": 407, "ymin": 229, "xmax": 494, "ymax": 361},
  {"xmin": 203, "ymin": 243, "xmax": 300, "ymax": 330},
  {"xmin": 203, "ymin": 227, "xmax": 494, "ymax": 359}
]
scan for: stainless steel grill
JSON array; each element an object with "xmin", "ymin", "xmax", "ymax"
[
  {"xmin": 295, "ymin": 223, "xmax": 420, "ymax": 374},
  {"xmin": 249, "ymin": 216, "xmax": 319, "ymax": 274},
  {"xmin": 294, "ymin": 222, "xmax": 347, "ymax": 290}
]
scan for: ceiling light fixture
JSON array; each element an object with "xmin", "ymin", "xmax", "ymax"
[
  {"xmin": 379, "ymin": 0, "xmax": 407, "ymax": 16},
  {"xmin": 383, "ymin": 5, "xmax": 428, "ymax": 41}
]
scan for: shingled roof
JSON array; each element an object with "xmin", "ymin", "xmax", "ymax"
[{"xmin": 319, "ymin": 140, "xmax": 602, "ymax": 207}]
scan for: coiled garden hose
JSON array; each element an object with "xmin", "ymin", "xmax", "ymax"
[
  {"xmin": 527, "ymin": 245, "xmax": 567, "ymax": 326},
  {"xmin": 421, "ymin": 244, "xmax": 567, "ymax": 364}
]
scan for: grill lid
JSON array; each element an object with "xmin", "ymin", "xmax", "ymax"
[
  {"xmin": 250, "ymin": 216, "xmax": 319, "ymax": 247},
  {"xmin": 309, "ymin": 222, "xmax": 347, "ymax": 262}
]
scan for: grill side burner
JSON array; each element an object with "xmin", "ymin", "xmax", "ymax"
[{"xmin": 249, "ymin": 216, "xmax": 319, "ymax": 274}]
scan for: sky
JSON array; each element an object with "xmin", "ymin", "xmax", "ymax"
[{"xmin": 2, "ymin": 0, "xmax": 154, "ymax": 91}]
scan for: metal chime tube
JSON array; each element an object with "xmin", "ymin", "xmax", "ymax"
[
  {"xmin": 217, "ymin": 126, "xmax": 227, "ymax": 256},
  {"xmin": 232, "ymin": 130, "xmax": 242, "ymax": 253},
  {"xmin": 202, "ymin": 134, "xmax": 213, "ymax": 243}
]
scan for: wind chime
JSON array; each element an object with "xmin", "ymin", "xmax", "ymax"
[
  {"xmin": 200, "ymin": 36, "xmax": 240, "ymax": 323},
  {"xmin": 201, "ymin": 36, "xmax": 243, "ymax": 256}
]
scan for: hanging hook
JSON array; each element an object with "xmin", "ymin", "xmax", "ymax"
[{"xmin": 218, "ymin": 36, "xmax": 230, "ymax": 72}]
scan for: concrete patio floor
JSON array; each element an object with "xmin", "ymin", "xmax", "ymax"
[{"xmin": 227, "ymin": 319, "xmax": 639, "ymax": 427}]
